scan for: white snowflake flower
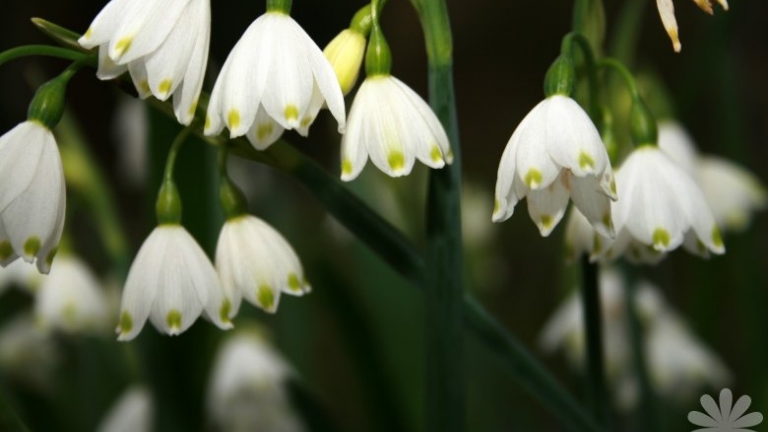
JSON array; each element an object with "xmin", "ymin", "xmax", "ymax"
[
  {"xmin": 116, "ymin": 225, "xmax": 233, "ymax": 341},
  {"xmin": 659, "ymin": 121, "xmax": 767, "ymax": 232},
  {"xmin": 215, "ymin": 215, "xmax": 310, "ymax": 315},
  {"xmin": 601, "ymin": 146, "xmax": 724, "ymax": 262},
  {"xmin": 35, "ymin": 255, "xmax": 110, "ymax": 334},
  {"xmin": 96, "ymin": 386, "xmax": 153, "ymax": 432},
  {"xmin": 493, "ymin": 95, "xmax": 617, "ymax": 237},
  {"xmin": 340, "ymin": 75, "xmax": 452, "ymax": 181},
  {"xmin": 79, "ymin": 0, "xmax": 211, "ymax": 125},
  {"xmin": 205, "ymin": 11, "xmax": 345, "ymax": 150},
  {"xmin": 207, "ymin": 329, "xmax": 303, "ymax": 432},
  {"xmin": 0, "ymin": 121, "xmax": 65, "ymax": 274}
]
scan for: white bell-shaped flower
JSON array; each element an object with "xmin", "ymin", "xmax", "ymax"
[
  {"xmin": 79, "ymin": 0, "xmax": 211, "ymax": 125},
  {"xmin": 216, "ymin": 215, "xmax": 310, "ymax": 315},
  {"xmin": 340, "ymin": 75, "xmax": 453, "ymax": 181},
  {"xmin": 658, "ymin": 121, "xmax": 766, "ymax": 232},
  {"xmin": 0, "ymin": 121, "xmax": 65, "ymax": 274},
  {"xmin": 96, "ymin": 386, "xmax": 153, "ymax": 432},
  {"xmin": 493, "ymin": 95, "xmax": 617, "ymax": 237},
  {"xmin": 116, "ymin": 225, "xmax": 233, "ymax": 341},
  {"xmin": 35, "ymin": 255, "xmax": 110, "ymax": 334},
  {"xmin": 207, "ymin": 329, "xmax": 303, "ymax": 432},
  {"xmin": 205, "ymin": 11, "xmax": 345, "ymax": 150},
  {"xmin": 604, "ymin": 146, "xmax": 724, "ymax": 261}
]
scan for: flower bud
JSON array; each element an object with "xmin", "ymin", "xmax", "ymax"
[{"xmin": 324, "ymin": 29, "xmax": 367, "ymax": 95}]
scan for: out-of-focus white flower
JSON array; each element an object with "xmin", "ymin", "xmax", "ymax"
[
  {"xmin": 540, "ymin": 270, "xmax": 731, "ymax": 409},
  {"xmin": 340, "ymin": 74, "xmax": 452, "ymax": 181},
  {"xmin": 216, "ymin": 215, "xmax": 310, "ymax": 315},
  {"xmin": 113, "ymin": 96, "xmax": 149, "ymax": 188},
  {"xmin": 205, "ymin": 11, "xmax": 345, "ymax": 150},
  {"xmin": 655, "ymin": 0, "xmax": 729, "ymax": 53},
  {"xmin": 79, "ymin": 0, "xmax": 211, "ymax": 125},
  {"xmin": 96, "ymin": 386, "xmax": 153, "ymax": 432},
  {"xmin": 324, "ymin": 29, "xmax": 366, "ymax": 96},
  {"xmin": 0, "ymin": 121, "xmax": 66, "ymax": 274},
  {"xmin": 564, "ymin": 207, "xmax": 601, "ymax": 263},
  {"xmin": 34, "ymin": 255, "xmax": 110, "ymax": 334},
  {"xmin": 493, "ymin": 95, "xmax": 617, "ymax": 237},
  {"xmin": 0, "ymin": 259, "xmax": 44, "ymax": 296},
  {"xmin": 116, "ymin": 225, "xmax": 233, "ymax": 341},
  {"xmin": 207, "ymin": 329, "xmax": 304, "ymax": 432},
  {"xmin": 658, "ymin": 121, "xmax": 767, "ymax": 232},
  {"xmin": 602, "ymin": 146, "xmax": 724, "ymax": 263},
  {"xmin": 0, "ymin": 313, "xmax": 58, "ymax": 391}
]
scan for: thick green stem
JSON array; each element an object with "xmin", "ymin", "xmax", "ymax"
[
  {"xmin": 563, "ymin": 33, "xmax": 601, "ymax": 127},
  {"xmin": 580, "ymin": 258, "xmax": 609, "ymax": 426},
  {"xmin": 415, "ymin": 0, "xmax": 465, "ymax": 431}
]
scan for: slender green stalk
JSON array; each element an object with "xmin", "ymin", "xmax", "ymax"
[
  {"xmin": 412, "ymin": 0, "xmax": 466, "ymax": 431},
  {"xmin": 31, "ymin": 18, "xmax": 88, "ymax": 51},
  {"xmin": 580, "ymin": 258, "xmax": 609, "ymax": 426},
  {"xmin": 163, "ymin": 128, "xmax": 192, "ymax": 182},
  {"xmin": 597, "ymin": 58, "xmax": 640, "ymax": 99},
  {"xmin": 0, "ymin": 45, "xmax": 94, "ymax": 68},
  {"xmin": 608, "ymin": 0, "xmax": 647, "ymax": 65},
  {"xmin": 562, "ymin": 33, "xmax": 601, "ymax": 126}
]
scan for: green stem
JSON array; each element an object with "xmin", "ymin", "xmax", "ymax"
[
  {"xmin": 608, "ymin": 0, "xmax": 647, "ymax": 65},
  {"xmin": 563, "ymin": 33, "xmax": 601, "ymax": 127},
  {"xmin": 163, "ymin": 128, "xmax": 192, "ymax": 182},
  {"xmin": 0, "ymin": 45, "xmax": 94, "ymax": 68},
  {"xmin": 597, "ymin": 58, "xmax": 640, "ymax": 99},
  {"xmin": 415, "ymin": 0, "xmax": 465, "ymax": 431},
  {"xmin": 580, "ymin": 258, "xmax": 609, "ymax": 426}
]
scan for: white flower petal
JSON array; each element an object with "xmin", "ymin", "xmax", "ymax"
[
  {"xmin": 246, "ymin": 106, "xmax": 285, "ymax": 151},
  {"xmin": 0, "ymin": 122, "xmax": 47, "ymax": 213},
  {"xmin": 514, "ymin": 120, "xmax": 561, "ymax": 191},
  {"xmin": 109, "ymin": 0, "xmax": 190, "ymax": 64},
  {"xmin": 127, "ymin": 58, "xmax": 152, "ymax": 99},
  {"xmin": 699, "ymin": 156, "xmax": 767, "ymax": 232},
  {"xmin": 79, "ymin": 0, "xmax": 132, "ymax": 49},
  {"xmin": 172, "ymin": 2, "xmax": 210, "ymax": 126},
  {"xmin": 570, "ymin": 175, "xmax": 614, "ymax": 238},
  {"xmin": 544, "ymin": 96, "xmax": 606, "ymax": 177},
  {"xmin": 656, "ymin": 0, "xmax": 682, "ymax": 52},
  {"xmin": 302, "ymin": 24, "xmax": 347, "ymax": 132},
  {"xmin": 658, "ymin": 121, "xmax": 698, "ymax": 176},
  {"xmin": 96, "ymin": 386, "xmax": 153, "ymax": 432},
  {"xmin": 526, "ymin": 174, "xmax": 570, "ymax": 236},
  {"xmin": 96, "ymin": 45, "xmax": 129, "ymax": 81}
]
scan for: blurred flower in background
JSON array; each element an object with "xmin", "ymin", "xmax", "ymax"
[
  {"xmin": 540, "ymin": 268, "xmax": 731, "ymax": 410},
  {"xmin": 207, "ymin": 326, "xmax": 304, "ymax": 432},
  {"xmin": 95, "ymin": 386, "xmax": 153, "ymax": 432},
  {"xmin": 0, "ymin": 313, "xmax": 59, "ymax": 393}
]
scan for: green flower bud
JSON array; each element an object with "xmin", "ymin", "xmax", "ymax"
[
  {"xmin": 365, "ymin": 25, "xmax": 392, "ymax": 77},
  {"xmin": 27, "ymin": 75, "xmax": 69, "ymax": 129},
  {"xmin": 219, "ymin": 176, "xmax": 248, "ymax": 220},
  {"xmin": 544, "ymin": 54, "xmax": 576, "ymax": 98},
  {"xmin": 156, "ymin": 180, "xmax": 182, "ymax": 225},
  {"xmin": 629, "ymin": 97, "xmax": 659, "ymax": 146}
]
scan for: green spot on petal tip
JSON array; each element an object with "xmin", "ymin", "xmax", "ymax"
[
  {"xmin": 578, "ymin": 151, "xmax": 595, "ymax": 170},
  {"xmin": 712, "ymin": 226, "xmax": 723, "ymax": 248},
  {"xmin": 257, "ymin": 285, "xmax": 275, "ymax": 311},
  {"xmin": 24, "ymin": 237, "xmax": 41, "ymax": 257},
  {"xmin": 219, "ymin": 299, "xmax": 232, "ymax": 324},
  {"xmin": 524, "ymin": 169, "xmax": 543, "ymax": 188},
  {"xmin": 166, "ymin": 310, "xmax": 182, "ymax": 331},
  {"xmin": 652, "ymin": 228, "xmax": 670, "ymax": 248},
  {"xmin": 388, "ymin": 150, "xmax": 405, "ymax": 171},
  {"xmin": 0, "ymin": 241, "xmax": 12, "ymax": 261},
  {"xmin": 288, "ymin": 273, "xmax": 302, "ymax": 292},
  {"xmin": 119, "ymin": 311, "xmax": 133, "ymax": 334}
]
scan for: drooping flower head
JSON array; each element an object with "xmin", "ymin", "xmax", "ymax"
[
  {"xmin": 205, "ymin": 1, "xmax": 345, "ymax": 150},
  {"xmin": 0, "ymin": 71, "xmax": 73, "ymax": 274},
  {"xmin": 79, "ymin": 0, "xmax": 211, "ymax": 125},
  {"xmin": 340, "ymin": 11, "xmax": 452, "ymax": 181},
  {"xmin": 493, "ymin": 54, "xmax": 616, "ymax": 237},
  {"xmin": 215, "ymin": 158, "xmax": 309, "ymax": 316},
  {"xmin": 117, "ymin": 180, "xmax": 232, "ymax": 341}
]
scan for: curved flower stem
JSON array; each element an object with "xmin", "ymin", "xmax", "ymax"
[
  {"xmin": 562, "ymin": 32, "xmax": 601, "ymax": 127},
  {"xmin": 580, "ymin": 257, "xmax": 609, "ymax": 427},
  {"xmin": 411, "ymin": 0, "xmax": 466, "ymax": 430},
  {"xmin": 597, "ymin": 58, "xmax": 640, "ymax": 99},
  {"xmin": 163, "ymin": 128, "xmax": 193, "ymax": 182},
  {"xmin": 0, "ymin": 45, "xmax": 94, "ymax": 68}
]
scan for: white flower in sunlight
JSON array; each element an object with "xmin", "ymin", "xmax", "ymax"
[
  {"xmin": 324, "ymin": 29, "xmax": 366, "ymax": 95},
  {"xmin": 340, "ymin": 75, "xmax": 453, "ymax": 181},
  {"xmin": 35, "ymin": 255, "xmax": 110, "ymax": 334},
  {"xmin": 655, "ymin": 0, "xmax": 729, "ymax": 52},
  {"xmin": 216, "ymin": 215, "xmax": 310, "ymax": 315},
  {"xmin": 659, "ymin": 121, "xmax": 767, "ymax": 232},
  {"xmin": 0, "ymin": 121, "xmax": 65, "ymax": 274},
  {"xmin": 96, "ymin": 386, "xmax": 153, "ymax": 432},
  {"xmin": 79, "ymin": 0, "xmax": 211, "ymax": 125},
  {"xmin": 0, "ymin": 313, "xmax": 58, "ymax": 391},
  {"xmin": 540, "ymin": 270, "xmax": 732, "ymax": 410},
  {"xmin": 493, "ymin": 95, "xmax": 617, "ymax": 237},
  {"xmin": 207, "ymin": 330, "xmax": 304, "ymax": 432},
  {"xmin": 205, "ymin": 12, "xmax": 345, "ymax": 150},
  {"xmin": 602, "ymin": 146, "xmax": 724, "ymax": 262},
  {"xmin": 116, "ymin": 225, "xmax": 233, "ymax": 341}
]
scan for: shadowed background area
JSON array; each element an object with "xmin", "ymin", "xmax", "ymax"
[{"xmin": 1, "ymin": 0, "xmax": 767, "ymax": 431}]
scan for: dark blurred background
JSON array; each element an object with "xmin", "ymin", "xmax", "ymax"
[{"xmin": 1, "ymin": 0, "xmax": 767, "ymax": 431}]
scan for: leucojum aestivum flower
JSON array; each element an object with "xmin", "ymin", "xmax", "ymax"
[{"xmin": 1, "ymin": 0, "xmax": 765, "ymax": 431}]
